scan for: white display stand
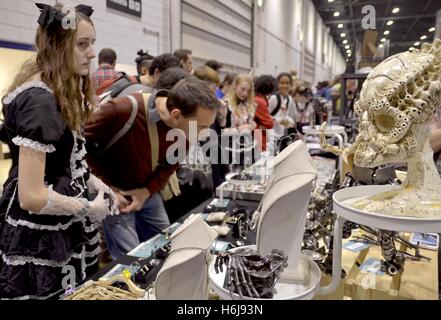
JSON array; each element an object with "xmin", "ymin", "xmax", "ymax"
[
  {"xmin": 318, "ymin": 185, "xmax": 441, "ymax": 295},
  {"xmin": 257, "ymin": 141, "xmax": 317, "ymax": 274},
  {"xmin": 209, "ymin": 141, "xmax": 322, "ymax": 300},
  {"xmin": 155, "ymin": 214, "xmax": 218, "ymax": 300}
]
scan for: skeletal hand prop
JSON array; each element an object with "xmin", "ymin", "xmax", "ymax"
[{"xmin": 214, "ymin": 248, "xmax": 288, "ymax": 300}]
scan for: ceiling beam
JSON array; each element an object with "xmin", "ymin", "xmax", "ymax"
[
  {"xmin": 325, "ymin": 13, "xmax": 436, "ymax": 26},
  {"xmin": 401, "ymin": 0, "xmax": 433, "ymax": 41},
  {"xmin": 348, "ymin": 0, "xmax": 357, "ymax": 50},
  {"xmin": 318, "ymin": 0, "xmax": 420, "ymax": 11}
]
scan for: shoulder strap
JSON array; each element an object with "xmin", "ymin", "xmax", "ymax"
[
  {"xmin": 271, "ymin": 93, "xmax": 282, "ymax": 117},
  {"xmin": 110, "ymin": 76, "xmax": 138, "ymax": 99},
  {"xmin": 104, "ymin": 95, "xmax": 139, "ymax": 151},
  {"xmin": 142, "ymin": 93, "xmax": 181, "ymax": 199},
  {"xmin": 142, "ymin": 93, "xmax": 159, "ymax": 171}
]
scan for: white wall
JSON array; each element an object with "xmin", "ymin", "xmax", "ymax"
[
  {"xmin": 0, "ymin": 0, "xmax": 171, "ymax": 71},
  {"xmin": 0, "ymin": 0, "xmax": 346, "ymax": 84},
  {"xmin": 253, "ymin": 0, "xmax": 346, "ymax": 84},
  {"xmin": 254, "ymin": 0, "xmax": 301, "ymax": 76},
  {"xmin": 179, "ymin": 0, "xmax": 253, "ymax": 73}
]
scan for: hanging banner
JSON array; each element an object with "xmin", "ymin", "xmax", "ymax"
[{"xmin": 107, "ymin": 0, "xmax": 142, "ymax": 18}]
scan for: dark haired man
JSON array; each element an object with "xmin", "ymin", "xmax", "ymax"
[
  {"xmin": 173, "ymin": 49, "xmax": 193, "ymax": 73},
  {"xmin": 94, "ymin": 48, "xmax": 120, "ymax": 87},
  {"xmin": 205, "ymin": 59, "xmax": 223, "ymax": 73},
  {"xmin": 101, "ymin": 53, "xmax": 180, "ymax": 100},
  {"xmin": 85, "ymin": 77, "xmax": 220, "ymax": 259},
  {"xmin": 140, "ymin": 53, "xmax": 180, "ymax": 88}
]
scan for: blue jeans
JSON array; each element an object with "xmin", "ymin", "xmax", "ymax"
[{"xmin": 103, "ymin": 193, "xmax": 170, "ymax": 260}]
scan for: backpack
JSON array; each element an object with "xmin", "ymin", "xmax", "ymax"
[
  {"xmin": 96, "ymin": 73, "xmax": 140, "ymax": 104},
  {"xmin": 98, "ymin": 92, "xmax": 181, "ymax": 201},
  {"xmin": 270, "ymin": 93, "xmax": 291, "ymax": 117}
]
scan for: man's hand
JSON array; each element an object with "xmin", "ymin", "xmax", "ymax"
[{"xmin": 120, "ymin": 188, "xmax": 151, "ymax": 213}]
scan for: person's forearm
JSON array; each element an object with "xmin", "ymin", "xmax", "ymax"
[
  {"xmin": 19, "ymin": 187, "xmax": 48, "ymax": 212},
  {"xmin": 431, "ymin": 129, "xmax": 441, "ymax": 153}
]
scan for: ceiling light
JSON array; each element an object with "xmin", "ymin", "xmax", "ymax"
[
  {"xmin": 379, "ymin": 44, "xmax": 384, "ymax": 48},
  {"xmin": 346, "ymin": 50, "xmax": 352, "ymax": 54},
  {"xmin": 429, "ymin": 27, "xmax": 436, "ymax": 32},
  {"xmin": 328, "ymin": 0, "xmax": 334, "ymax": 3},
  {"xmin": 409, "ymin": 47, "xmax": 414, "ymax": 51},
  {"xmin": 420, "ymin": 35, "xmax": 427, "ymax": 40},
  {"xmin": 345, "ymin": 45, "xmax": 350, "ymax": 49},
  {"xmin": 392, "ymin": 8, "xmax": 400, "ymax": 14},
  {"xmin": 348, "ymin": 53, "xmax": 352, "ymax": 57},
  {"xmin": 342, "ymin": 40, "xmax": 348, "ymax": 44},
  {"xmin": 340, "ymin": 33, "xmax": 346, "ymax": 37},
  {"xmin": 380, "ymin": 38, "xmax": 386, "ymax": 43},
  {"xmin": 386, "ymin": 20, "xmax": 394, "ymax": 26},
  {"xmin": 337, "ymin": 23, "xmax": 343, "ymax": 29},
  {"xmin": 414, "ymin": 41, "xmax": 420, "ymax": 46},
  {"xmin": 334, "ymin": 11, "xmax": 340, "ymax": 17},
  {"xmin": 384, "ymin": 30, "xmax": 390, "ymax": 35}
]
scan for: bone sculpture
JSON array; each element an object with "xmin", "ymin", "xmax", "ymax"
[{"xmin": 320, "ymin": 39, "xmax": 441, "ymax": 218}]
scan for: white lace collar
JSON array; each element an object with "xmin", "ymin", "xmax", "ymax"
[{"xmin": 2, "ymin": 80, "xmax": 53, "ymax": 105}]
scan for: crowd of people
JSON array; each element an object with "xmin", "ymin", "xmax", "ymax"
[{"xmin": 0, "ymin": 3, "xmax": 346, "ymax": 299}]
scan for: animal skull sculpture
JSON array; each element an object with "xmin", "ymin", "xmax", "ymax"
[{"xmin": 321, "ymin": 39, "xmax": 441, "ymax": 218}]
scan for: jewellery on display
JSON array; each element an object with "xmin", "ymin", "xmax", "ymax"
[
  {"xmin": 352, "ymin": 226, "xmax": 431, "ymax": 276},
  {"xmin": 230, "ymin": 208, "xmax": 252, "ymax": 240},
  {"xmin": 214, "ymin": 248, "xmax": 288, "ymax": 300}
]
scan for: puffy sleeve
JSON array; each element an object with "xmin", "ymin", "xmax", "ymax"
[{"xmin": 12, "ymin": 88, "xmax": 66, "ymax": 153}]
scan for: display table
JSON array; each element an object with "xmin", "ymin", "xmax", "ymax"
[
  {"xmin": 315, "ymin": 233, "xmax": 439, "ymax": 300},
  {"xmin": 63, "ymin": 188, "xmax": 439, "ymax": 300},
  {"xmin": 317, "ymin": 185, "xmax": 441, "ymax": 300},
  {"xmin": 72, "ymin": 198, "xmax": 260, "ymax": 295}
]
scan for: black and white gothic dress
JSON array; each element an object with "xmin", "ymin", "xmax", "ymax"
[{"xmin": 0, "ymin": 81, "xmax": 100, "ymax": 299}]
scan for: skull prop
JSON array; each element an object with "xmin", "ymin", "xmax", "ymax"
[{"xmin": 321, "ymin": 39, "xmax": 441, "ymax": 218}]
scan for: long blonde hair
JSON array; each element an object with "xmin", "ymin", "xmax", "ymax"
[
  {"xmin": 6, "ymin": 4, "xmax": 95, "ymax": 131},
  {"xmin": 225, "ymin": 74, "xmax": 255, "ymax": 116}
]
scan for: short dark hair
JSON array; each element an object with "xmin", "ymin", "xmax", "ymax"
[
  {"xmin": 135, "ymin": 50, "xmax": 155, "ymax": 75},
  {"xmin": 167, "ymin": 78, "xmax": 221, "ymax": 116},
  {"xmin": 98, "ymin": 48, "xmax": 117, "ymax": 65},
  {"xmin": 173, "ymin": 49, "xmax": 192, "ymax": 63},
  {"xmin": 254, "ymin": 75, "xmax": 277, "ymax": 96},
  {"xmin": 205, "ymin": 60, "xmax": 223, "ymax": 72},
  {"xmin": 221, "ymin": 73, "xmax": 237, "ymax": 88},
  {"xmin": 137, "ymin": 60, "xmax": 151, "ymax": 75},
  {"xmin": 148, "ymin": 53, "xmax": 180, "ymax": 76},
  {"xmin": 277, "ymin": 72, "xmax": 293, "ymax": 85},
  {"xmin": 155, "ymin": 67, "xmax": 191, "ymax": 90}
]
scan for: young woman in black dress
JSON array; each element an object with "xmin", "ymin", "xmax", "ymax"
[{"xmin": 0, "ymin": 3, "xmax": 119, "ymax": 299}]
